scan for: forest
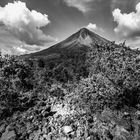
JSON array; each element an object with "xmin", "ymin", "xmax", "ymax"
[{"xmin": 1, "ymin": 41, "xmax": 140, "ymax": 140}]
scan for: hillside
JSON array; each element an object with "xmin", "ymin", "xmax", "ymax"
[{"xmin": 1, "ymin": 29, "xmax": 140, "ymax": 140}]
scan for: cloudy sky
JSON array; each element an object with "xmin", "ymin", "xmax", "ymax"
[{"xmin": 0, "ymin": 0, "xmax": 140, "ymax": 55}]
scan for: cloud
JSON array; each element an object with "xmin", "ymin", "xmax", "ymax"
[
  {"xmin": 0, "ymin": 1, "xmax": 56, "ymax": 46},
  {"xmin": 86, "ymin": 23, "xmax": 97, "ymax": 31},
  {"xmin": 110, "ymin": 0, "xmax": 140, "ymax": 12},
  {"xmin": 86, "ymin": 23, "xmax": 104, "ymax": 33},
  {"xmin": 112, "ymin": 2, "xmax": 140, "ymax": 39},
  {"xmin": 0, "ymin": 39, "xmax": 47, "ymax": 55},
  {"xmin": 126, "ymin": 37, "xmax": 140, "ymax": 49},
  {"xmin": 0, "ymin": 26, "xmax": 55, "ymax": 55},
  {"xmin": 111, "ymin": 0, "xmax": 130, "ymax": 11},
  {"xmin": 63, "ymin": 0, "xmax": 93, "ymax": 13},
  {"xmin": 12, "ymin": 44, "xmax": 45, "ymax": 55}
]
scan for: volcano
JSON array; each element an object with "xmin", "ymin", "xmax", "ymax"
[
  {"xmin": 21, "ymin": 28, "xmax": 113, "ymax": 82},
  {"xmin": 21, "ymin": 28, "xmax": 114, "ymax": 81},
  {"xmin": 25, "ymin": 28, "xmax": 110, "ymax": 59}
]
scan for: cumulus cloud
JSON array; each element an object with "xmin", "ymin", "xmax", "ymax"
[
  {"xmin": 86, "ymin": 23, "xmax": 104, "ymax": 33},
  {"xmin": 0, "ymin": 39, "xmax": 54, "ymax": 55},
  {"xmin": 0, "ymin": 1, "xmax": 55, "ymax": 46},
  {"xmin": 63, "ymin": 0, "xmax": 93, "ymax": 13},
  {"xmin": 112, "ymin": 2, "xmax": 140, "ymax": 39},
  {"xmin": 86, "ymin": 23, "xmax": 97, "ymax": 31},
  {"xmin": 0, "ymin": 26, "xmax": 55, "ymax": 56},
  {"xmin": 0, "ymin": 38, "xmax": 47, "ymax": 55}
]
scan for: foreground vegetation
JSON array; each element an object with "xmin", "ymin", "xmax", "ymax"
[{"xmin": 1, "ymin": 42, "xmax": 140, "ymax": 140}]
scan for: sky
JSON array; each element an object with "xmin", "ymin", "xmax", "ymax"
[{"xmin": 0, "ymin": 0, "xmax": 140, "ymax": 55}]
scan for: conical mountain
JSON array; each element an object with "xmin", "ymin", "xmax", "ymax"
[
  {"xmin": 20, "ymin": 28, "xmax": 119, "ymax": 82},
  {"xmin": 27, "ymin": 28, "xmax": 110, "ymax": 58}
]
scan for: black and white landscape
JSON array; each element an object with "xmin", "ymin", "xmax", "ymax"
[{"xmin": 1, "ymin": 0, "xmax": 140, "ymax": 140}]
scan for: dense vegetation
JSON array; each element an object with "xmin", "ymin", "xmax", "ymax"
[{"xmin": 1, "ymin": 42, "xmax": 140, "ymax": 140}]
